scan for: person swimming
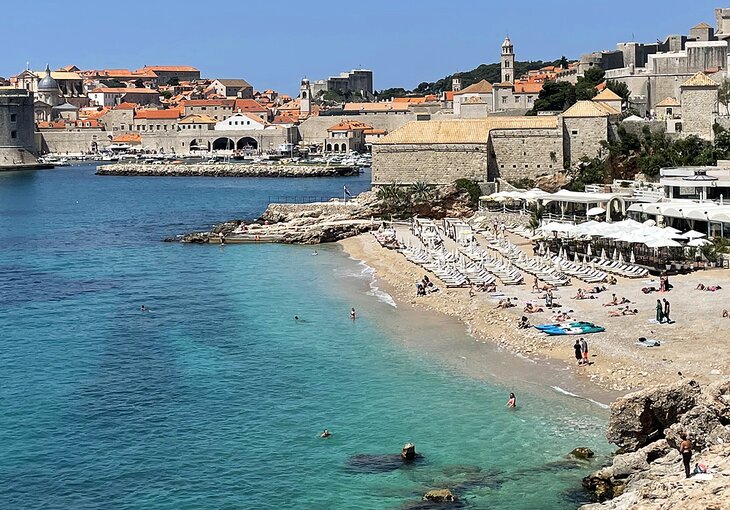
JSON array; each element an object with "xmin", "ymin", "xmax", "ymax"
[
  {"xmin": 140, "ymin": 304, "xmax": 148, "ymax": 312},
  {"xmin": 320, "ymin": 429, "xmax": 331, "ymax": 438},
  {"xmin": 507, "ymin": 393, "xmax": 516, "ymax": 408},
  {"xmin": 350, "ymin": 307, "xmax": 357, "ymax": 320},
  {"xmin": 312, "ymin": 250, "xmax": 318, "ymax": 256}
]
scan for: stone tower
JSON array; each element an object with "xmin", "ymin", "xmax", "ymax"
[
  {"xmin": 452, "ymin": 76, "xmax": 461, "ymax": 92},
  {"xmin": 36, "ymin": 65, "xmax": 60, "ymax": 108},
  {"xmin": 300, "ymin": 78, "xmax": 311, "ymax": 117},
  {"xmin": 501, "ymin": 36, "xmax": 515, "ymax": 83},
  {"xmin": 680, "ymin": 72, "xmax": 719, "ymax": 141}
]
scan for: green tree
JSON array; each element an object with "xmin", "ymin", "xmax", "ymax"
[
  {"xmin": 410, "ymin": 181, "xmax": 434, "ymax": 204},
  {"xmin": 454, "ymin": 179, "xmax": 482, "ymax": 207},
  {"xmin": 718, "ymin": 79, "xmax": 730, "ymax": 115},
  {"xmin": 529, "ymin": 81, "xmax": 576, "ymax": 114},
  {"xmin": 575, "ymin": 67, "xmax": 605, "ymax": 100},
  {"xmin": 606, "ymin": 80, "xmax": 631, "ymax": 106}
]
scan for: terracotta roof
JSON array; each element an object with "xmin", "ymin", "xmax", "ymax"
[
  {"xmin": 444, "ymin": 91, "xmax": 455, "ymax": 101},
  {"xmin": 493, "ymin": 81, "xmax": 513, "ymax": 87},
  {"xmin": 72, "ymin": 119, "xmax": 101, "ymax": 128},
  {"xmin": 90, "ymin": 87, "xmax": 159, "ymax": 94},
  {"xmin": 562, "ymin": 100, "xmax": 612, "ymax": 118},
  {"xmin": 233, "ymin": 98, "xmax": 267, "ymax": 112},
  {"xmin": 327, "ymin": 120, "xmax": 373, "ymax": 132},
  {"xmin": 111, "ymin": 133, "xmax": 142, "ymax": 143},
  {"xmin": 34, "ymin": 70, "xmax": 81, "ymax": 80},
  {"xmin": 272, "ymin": 114, "xmax": 298, "ymax": 124},
  {"xmin": 655, "ymin": 96, "xmax": 681, "ymax": 107},
  {"xmin": 134, "ymin": 108, "xmax": 182, "ymax": 119},
  {"xmin": 376, "ymin": 117, "xmax": 559, "ymax": 144},
  {"xmin": 513, "ymin": 81, "xmax": 543, "ymax": 94},
  {"xmin": 364, "ymin": 128, "xmax": 387, "ymax": 135},
  {"xmin": 182, "ymin": 99, "xmax": 235, "ymax": 107},
  {"xmin": 141, "ymin": 65, "xmax": 199, "ymax": 72},
  {"xmin": 80, "ymin": 107, "xmax": 110, "ymax": 119},
  {"xmin": 681, "ymin": 72, "xmax": 719, "ymax": 87},
  {"xmin": 595, "ymin": 82, "xmax": 607, "ymax": 91},
  {"xmin": 179, "ymin": 114, "xmax": 217, "ymax": 124},
  {"xmin": 592, "ymin": 101, "xmax": 620, "ymax": 115},
  {"xmin": 454, "ymin": 79, "xmax": 493, "ymax": 95},
  {"xmin": 593, "ymin": 88, "xmax": 622, "ymax": 101},
  {"xmin": 342, "ymin": 102, "xmax": 409, "ymax": 113},
  {"xmin": 214, "ymin": 78, "xmax": 252, "ymax": 88},
  {"xmin": 692, "ymin": 22, "xmax": 713, "ymax": 29},
  {"xmin": 114, "ymin": 102, "xmax": 138, "ymax": 110},
  {"xmin": 392, "ymin": 96, "xmax": 436, "ymax": 104}
]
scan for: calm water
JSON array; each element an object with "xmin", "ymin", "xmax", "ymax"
[{"xmin": 0, "ymin": 164, "xmax": 610, "ymax": 509}]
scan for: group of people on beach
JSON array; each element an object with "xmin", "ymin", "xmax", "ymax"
[
  {"xmin": 655, "ymin": 298, "xmax": 672, "ymax": 323},
  {"xmin": 573, "ymin": 338, "xmax": 590, "ymax": 365},
  {"xmin": 416, "ymin": 275, "xmax": 439, "ymax": 296}
]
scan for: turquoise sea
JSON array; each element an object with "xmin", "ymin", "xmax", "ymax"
[{"xmin": 0, "ymin": 164, "xmax": 611, "ymax": 509}]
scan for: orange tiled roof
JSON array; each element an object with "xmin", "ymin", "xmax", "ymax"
[
  {"xmin": 141, "ymin": 65, "xmax": 199, "ymax": 72},
  {"xmin": 454, "ymin": 79, "xmax": 493, "ymax": 95},
  {"xmin": 80, "ymin": 107, "xmax": 110, "ymax": 119},
  {"xmin": 233, "ymin": 98, "xmax": 267, "ymax": 112},
  {"xmin": 513, "ymin": 81, "xmax": 543, "ymax": 94},
  {"xmin": 114, "ymin": 102, "xmax": 138, "ymax": 110},
  {"xmin": 272, "ymin": 113, "xmax": 298, "ymax": 124},
  {"xmin": 444, "ymin": 91, "xmax": 455, "ymax": 101},
  {"xmin": 112, "ymin": 133, "xmax": 142, "ymax": 143},
  {"xmin": 327, "ymin": 120, "xmax": 372, "ymax": 132},
  {"xmin": 134, "ymin": 108, "xmax": 182, "ymax": 119},
  {"xmin": 364, "ymin": 127, "xmax": 387, "ymax": 135},
  {"xmin": 90, "ymin": 87, "xmax": 159, "ymax": 94},
  {"xmin": 182, "ymin": 99, "xmax": 235, "ymax": 107}
]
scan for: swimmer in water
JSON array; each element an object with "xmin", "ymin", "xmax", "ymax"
[
  {"xmin": 506, "ymin": 392, "xmax": 516, "ymax": 408},
  {"xmin": 140, "ymin": 304, "xmax": 148, "ymax": 312},
  {"xmin": 350, "ymin": 307, "xmax": 356, "ymax": 320},
  {"xmin": 294, "ymin": 316, "xmax": 300, "ymax": 321},
  {"xmin": 320, "ymin": 429, "xmax": 331, "ymax": 438},
  {"xmin": 312, "ymin": 250, "xmax": 318, "ymax": 256}
]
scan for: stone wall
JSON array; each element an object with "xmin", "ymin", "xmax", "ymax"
[
  {"xmin": 0, "ymin": 89, "xmax": 35, "ymax": 152},
  {"xmin": 372, "ymin": 143, "xmax": 489, "ymax": 185},
  {"xmin": 562, "ymin": 116, "xmax": 608, "ymax": 167},
  {"xmin": 39, "ymin": 130, "xmax": 111, "ymax": 154},
  {"xmin": 489, "ymin": 128, "xmax": 563, "ymax": 180},
  {"xmin": 680, "ymin": 87, "xmax": 718, "ymax": 141},
  {"xmin": 298, "ymin": 114, "xmax": 415, "ymax": 144}
]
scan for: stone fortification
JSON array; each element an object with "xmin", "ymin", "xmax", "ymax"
[
  {"xmin": 489, "ymin": 127, "xmax": 562, "ymax": 180},
  {"xmin": 298, "ymin": 114, "xmax": 415, "ymax": 144},
  {"xmin": 96, "ymin": 163, "xmax": 357, "ymax": 177},
  {"xmin": 372, "ymin": 143, "xmax": 489, "ymax": 185}
]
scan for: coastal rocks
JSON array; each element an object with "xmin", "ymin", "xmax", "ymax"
[
  {"xmin": 422, "ymin": 489, "xmax": 458, "ymax": 503},
  {"xmin": 345, "ymin": 443, "xmax": 422, "ymax": 474},
  {"xmin": 606, "ymin": 379, "xmax": 701, "ymax": 451},
  {"xmin": 402, "ymin": 443, "xmax": 417, "ymax": 462},
  {"xmin": 96, "ymin": 163, "xmax": 358, "ymax": 178},
  {"xmin": 570, "ymin": 447, "xmax": 596, "ymax": 460}
]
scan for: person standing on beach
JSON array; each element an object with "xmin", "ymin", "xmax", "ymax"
[
  {"xmin": 656, "ymin": 299, "xmax": 664, "ymax": 323},
  {"xmin": 663, "ymin": 298, "xmax": 671, "ymax": 323},
  {"xmin": 679, "ymin": 432, "xmax": 693, "ymax": 478},
  {"xmin": 574, "ymin": 339, "xmax": 584, "ymax": 365},
  {"xmin": 579, "ymin": 338, "xmax": 589, "ymax": 365}
]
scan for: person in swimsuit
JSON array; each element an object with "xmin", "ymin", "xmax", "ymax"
[
  {"xmin": 321, "ymin": 429, "xmax": 332, "ymax": 438},
  {"xmin": 350, "ymin": 308, "xmax": 357, "ymax": 320},
  {"xmin": 506, "ymin": 393, "xmax": 516, "ymax": 408},
  {"xmin": 679, "ymin": 432, "xmax": 693, "ymax": 478},
  {"xmin": 656, "ymin": 299, "xmax": 664, "ymax": 323},
  {"xmin": 580, "ymin": 338, "xmax": 589, "ymax": 365}
]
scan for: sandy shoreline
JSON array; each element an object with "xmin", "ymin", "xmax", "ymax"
[{"xmin": 339, "ymin": 233, "xmax": 730, "ymax": 399}]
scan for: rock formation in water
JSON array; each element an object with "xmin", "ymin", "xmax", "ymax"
[{"xmin": 580, "ymin": 378, "xmax": 730, "ymax": 509}]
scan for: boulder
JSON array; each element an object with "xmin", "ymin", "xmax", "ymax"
[
  {"xmin": 423, "ymin": 489, "xmax": 458, "ymax": 503},
  {"xmin": 606, "ymin": 379, "xmax": 701, "ymax": 452},
  {"xmin": 402, "ymin": 442, "xmax": 417, "ymax": 462},
  {"xmin": 569, "ymin": 447, "xmax": 595, "ymax": 460}
]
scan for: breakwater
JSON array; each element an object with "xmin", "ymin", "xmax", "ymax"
[{"xmin": 96, "ymin": 163, "xmax": 358, "ymax": 177}]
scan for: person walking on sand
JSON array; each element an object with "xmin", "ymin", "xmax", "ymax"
[
  {"xmin": 663, "ymin": 298, "xmax": 671, "ymax": 323},
  {"xmin": 679, "ymin": 432, "xmax": 693, "ymax": 478},
  {"xmin": 574, "ymin": 339, "xmax": 584, "ymax": 365},
  {"xmin": 506, "ymin": 392, "xmax": 516, "ymax": 408},
  {"xmin": 656, "ymin": 299, "xmax": 664, "ymax": 323},
  {"xmin": 580, "ymin": 337, "xmax": 589, "ymax": 365}
]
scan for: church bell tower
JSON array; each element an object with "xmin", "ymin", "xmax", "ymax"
[{"xmin": 501, "ymin": 36, "xmax": 515, "ymax": 83}]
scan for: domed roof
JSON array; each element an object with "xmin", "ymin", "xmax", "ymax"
[
  {"xmin": 502, "ymin": 35, "xmax": 513, "ymax": 48},
  {"xmin": 38, "ymin": 65, "xmax": 59, "ymax": 92}
]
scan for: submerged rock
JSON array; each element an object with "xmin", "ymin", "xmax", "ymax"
[
  {"xmin": 402, "ymin": 443, "xmax": 417, "ymax": 462},
  {"xmin": 423, "ymin": 489, "xmax": 458, "ymax": 503},
  {"xmin": 570, "ymin": 447, "xmax": 596, "ymax": 460},
  {"xmin": 346, "ymin": 446, "xmax": 422, "ymax": 474}
]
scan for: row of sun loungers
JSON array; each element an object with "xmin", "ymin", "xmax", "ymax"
[
  {"xmin": 591, "ymin": 258, "xmax": 649, "ymax": 278},
  {"xmin": 549, "ymin": 256, "xmax": 608, "ymax": 284},
  {"xmin": 460, "ymin": 244, "xmax": 524, "ymax": 285},
  {"xmin": 400, "ymin": 245, "xmax": 469, "ymax": 287}
]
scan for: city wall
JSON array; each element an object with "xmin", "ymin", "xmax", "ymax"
[
  {"xmin": 298, "ymin": 114, "xmax": 416, "ymax": 144},
  {"xmin": 489, "ymin": 128, "xmax": 563, "ymax": 180}
]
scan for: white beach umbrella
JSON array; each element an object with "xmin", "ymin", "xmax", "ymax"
[
  {"xmin": 630, "ymin": 249, "xmax": 636, "ymax": 264},
  {"xmin": 688, "ymin": 238, "xmax": 711, "ymax": 247},
  {"xmin": 574, "ymin": 252, "xmax": 579, "ymax": 263},
  {"xmin": 643, "ymin": 219, "xmax": 656, "ymax": 227},
  {"xmin": 645, "ymin": 238, "xmax": 682, "ymax": 248},
  {"xmin": 600, "ymin": 247, "xmax": 607, "ymax": 260},
  {"xmin": 683, "ymin": 230, "xmax": 707, "ymax": 240},
  {"xmin": 586, "ymin": 206, "xmax": 606, "ymax": 216},
  {"xmin": 612, "ymin": 248, "xmax": 618, "ymax": 261},
  {"xmin": 583, "ymin": 254, "xmax": 589, "ymax": 265},
  {"xmin": 587, "ymin": 244, "xmax": 593, "ymax": 257}
]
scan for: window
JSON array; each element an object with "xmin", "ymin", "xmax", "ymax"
[
  {"xmin": 571, "ymin": 130, "xmax": 578, "ymax": 135},
  {"xmin": 201, "ymin": 107, "xmax": 206, "ymax": 111},
  {"xmin": 500, "ymin": 164, "xmax": 505, "ymax": 168},
  {"xmin": 512, "ymin": 165, "xmax": 517, "ymax": 168},
  {"xmin": 505, "ymin": 60, "xmax": 510, "ymax": 68},
  {"xmin": 502, "ymin": 97, "xmax": 507, "ymax": 104},
  {"xmin": 10, "ymin": 113, "xmax": 16, "ymax": 122},
  {"xmin": 537, "ymin": 165, "xmax": 541, "ymax": 168},
  {"xmin": 528, "ymin": 96, "xmax": 533, "ymax": 103},
  {"xmin": 11, "ymin": 130, "xmax": 17, "ymax": 138},
  {"xmin": 515, "ymin": 96, "xmax": 519, "ymax": 103}
]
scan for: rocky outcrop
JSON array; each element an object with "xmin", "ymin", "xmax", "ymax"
[
  {"xmin": 402, "ymin": 443, "xmax": 416, "ymax": 462},
  {"xmin": 423, "ymin": 489, "xmax": 458, "ymax": 503},
  {"xmin": 97, "ymin": 163, "xmax": 357, "ymax": 177},
  {"xmin": 581, "ymin": 379, "xmax": 730, "ymax": 509},
  {"xmin": 570, "ymin": 447, "xmax": 596, "ymax": 460}
]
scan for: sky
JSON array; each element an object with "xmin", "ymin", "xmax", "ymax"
[{"xmin": 0, "ymin": 0, "xmax": 723, "ymax": 95}]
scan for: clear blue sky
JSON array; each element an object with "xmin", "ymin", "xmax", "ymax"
[{"xmin": 0, "ymin": 0, "xmax": 722, "ymax": 94}]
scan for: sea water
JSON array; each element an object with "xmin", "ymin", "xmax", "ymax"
[{"xmin": 0, "ymin": 165, "xmax": 610, "ymax": 509}]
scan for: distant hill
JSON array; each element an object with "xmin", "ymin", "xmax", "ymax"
[{"xmin": 376, "ymin": 57, "xmax": 569, "ymax": 98}]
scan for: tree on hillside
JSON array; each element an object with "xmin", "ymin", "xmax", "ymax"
[
  {"xmin": 575, "ymin": 67, "xmax": 605, "ymax": 100},
  {"xmin": 528, "ymin": 81, "xmax": 576, "ymax": 114},
  {"xmin": 376, "ymin": 87, "xmax": 409, "ymax": 100},
  {"xmin": 606, "ymin": 80, "xmax": 631, "ymax": 106}
]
